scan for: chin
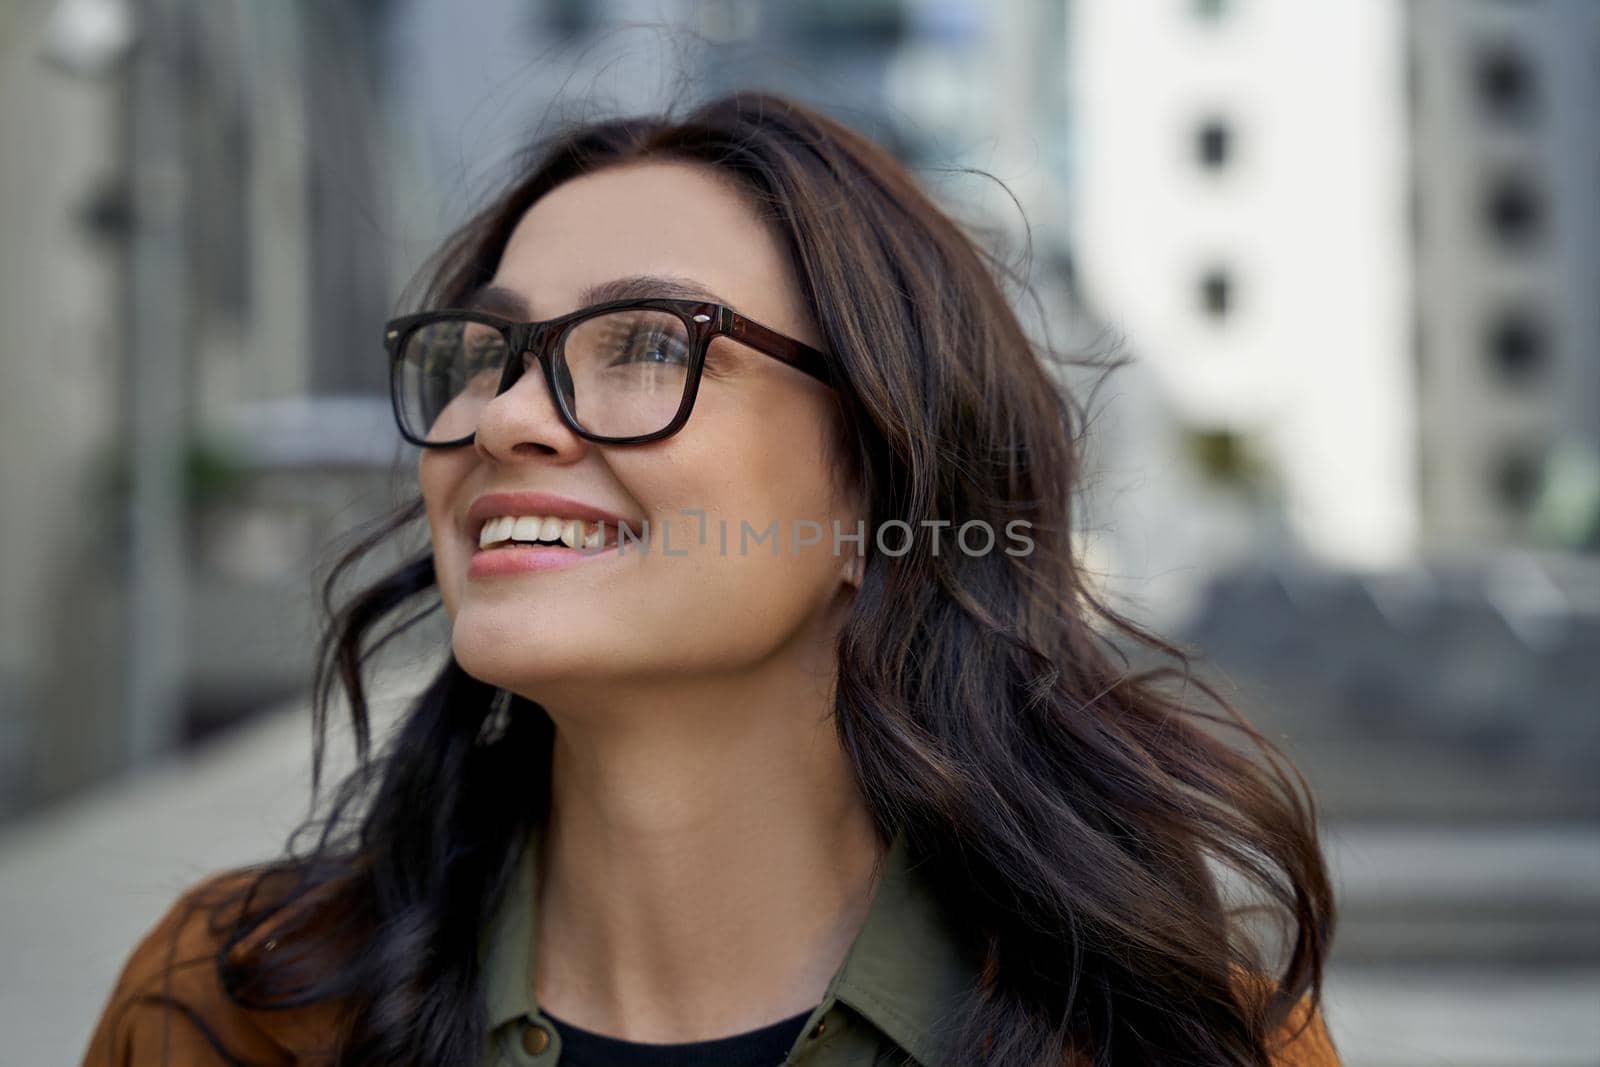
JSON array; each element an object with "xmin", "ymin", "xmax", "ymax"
[{"xmin": 453, "ymin": 614, "xmax": 562, "ymax": 676}]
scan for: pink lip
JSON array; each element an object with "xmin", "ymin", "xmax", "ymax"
[
  {"xmin": 468, "ymin": 542, "xmax": 618, "ymax": 579},
  {"xmin": 464, "ymin": 490, "xmax": 639, "ymax": 580}
]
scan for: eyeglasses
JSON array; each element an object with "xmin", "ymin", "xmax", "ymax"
[{"xmin": 383, "ymin": 297, "xmax": 833, "ymax": 447}]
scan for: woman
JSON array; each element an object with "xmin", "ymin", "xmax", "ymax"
[{"xmin": 83, "ymin": 91, "xmax": 1340, "ymax": 1067}]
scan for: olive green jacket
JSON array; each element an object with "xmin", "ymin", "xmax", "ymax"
[
  {"xmin": 82, "ymin": 825, "xmax": 1341, "ymax": 1067},
  {"xmin": 477, "ymin": 823, "xmax": 985, "ymax": 1067}
]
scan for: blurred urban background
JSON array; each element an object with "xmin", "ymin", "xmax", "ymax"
[{"xmin": 1, "ymin": 0, "xmax": 1596, "ymax": 1064}]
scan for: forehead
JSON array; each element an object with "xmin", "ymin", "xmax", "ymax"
[{"xmin": 492, "ymin": 160, "xmax": 799, "ymax": 322}]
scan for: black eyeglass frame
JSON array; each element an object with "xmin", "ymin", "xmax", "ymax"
[{"xmin": 383, "ymin": 297, "xmax": 834, "ymax": 448}]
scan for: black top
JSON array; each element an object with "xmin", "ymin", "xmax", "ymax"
[{"xmin": 540, "ymin": 1004, "xmax": 818, "ymax": 1067}]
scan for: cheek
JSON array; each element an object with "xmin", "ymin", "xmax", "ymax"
[
  {"xmin": 727, "ymin": 396, "xmax": 852, "ymax": 526},
  {"xmin": 634, "ymin": 391, "xmax": 848, "ymax": 538},
  {"xmin": 419, "ymin": 455, "xmax": 467, "ymax": 619},
  {"xmin": 614, "ymin": 400, "xmax": 855, "ymax": 637}
]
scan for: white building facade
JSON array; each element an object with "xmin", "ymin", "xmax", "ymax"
[
  {"xmin": 1069, "ymin": 0, "xmax": 1600, "ymax": 580},
  {"xmin": 1069, "ymin": 0, "xmax": 1416, "ymax": 574}
]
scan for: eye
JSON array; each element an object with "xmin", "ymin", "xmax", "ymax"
[
  {"xmin": 565, "ymin": 310, "xmax": 695, "ymax": 376},
  {"xmin": 611, "ymin": 326, "xmax": 690, "ymax": 367},
  {"xmin": 463, "ymin": 333, "xmax": 507, "ymax": 373}
]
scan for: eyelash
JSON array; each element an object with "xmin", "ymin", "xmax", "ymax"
[{"xmin": 484, "ymin": 323, "xmax": 741, "ymax": 381}]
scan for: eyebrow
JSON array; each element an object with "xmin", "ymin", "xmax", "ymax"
[{"xmin": 461, "ymin": 274, "xmax": 730, "ymax": 318}]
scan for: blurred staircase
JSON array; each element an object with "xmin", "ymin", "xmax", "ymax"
[{"xmin": 1173, "ymin": 556, "xmax": 1600, "ymax": 1065}]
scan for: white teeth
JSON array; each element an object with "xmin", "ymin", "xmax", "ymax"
[{"xmin": 478, "ymin": 513, "xmax": 615, "ymax": 550}]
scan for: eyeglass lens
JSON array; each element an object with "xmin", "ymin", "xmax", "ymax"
[{"xmin": 393, "ymin": 309, "xmax": 695, "ymax": 443}]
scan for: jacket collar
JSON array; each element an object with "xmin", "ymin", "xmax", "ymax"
[{"xmin": 479, "ymin": 821, "xmax": 980, "ymax": 1067}]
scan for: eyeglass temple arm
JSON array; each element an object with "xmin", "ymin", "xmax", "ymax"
[{"xmin": 723, "ymin": 311, "xmax": 833, "ymax": 385}]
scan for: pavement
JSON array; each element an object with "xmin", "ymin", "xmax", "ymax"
[{"xmin": 0, "ymin": 675, "xmax": 420, "ymax": 1067}]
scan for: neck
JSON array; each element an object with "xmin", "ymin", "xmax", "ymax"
[{"xmin": 524, "ymin": 649, "xmax": 883, "ymax": 1044}]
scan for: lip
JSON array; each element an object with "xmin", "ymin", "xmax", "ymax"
[
  {"xmin": 466, "ymin": 490, "xmax": 638, "ymax": 543},
  {"xmin": 468, "ymin": 542, "xmax": 620, "ymax": 579}
]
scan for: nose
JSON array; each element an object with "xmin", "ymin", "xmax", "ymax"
[{"xmin": 472, "ymin": 351, "xmax": 587, "ymax": 463}]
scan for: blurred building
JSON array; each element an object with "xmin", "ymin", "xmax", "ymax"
[
  {"xmin": 1068, "ymin": 0, "xmax": 1600, "ymax": 586},
  {"xmin": 1407, "ymin": 0, "xmax": 1600, "ymax": 555},
  {"xmin": 0, "ymin": 0, "xmax": 122, "ymax": 816},
  {"xmin": 0, "ymin": 0, "xmax": 401, "ymax": 818},
  {"xmin": 1070, "ymin": 0, "xmax": 1416, "ymax": 577}
]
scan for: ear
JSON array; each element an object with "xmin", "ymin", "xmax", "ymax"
[{"xmin": 842, "ymin": 550, "xmax": 865, "ymax": 590}]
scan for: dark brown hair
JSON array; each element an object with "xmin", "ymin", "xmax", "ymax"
[{"xmin": 185, "ymin": 90, "xmax": 1334, "ymax": 1066}]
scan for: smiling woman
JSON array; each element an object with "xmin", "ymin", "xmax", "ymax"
[{"xmin": 82, "ymin": 92, "xmax": 1340, "ymax": 1067}]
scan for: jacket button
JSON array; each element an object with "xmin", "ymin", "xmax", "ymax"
[
  {"xmin": 521, "ymin": 1022, "xmax": 551, "ymax": 1055},
  {"xmin": 809, "ymin": 1019, "xmax": 827, "ymax": 1039}
]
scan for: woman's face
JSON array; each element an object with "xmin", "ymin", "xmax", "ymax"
[{"xmin": 420, "ymin": 160, "xmax": 860, "ymax": 701}]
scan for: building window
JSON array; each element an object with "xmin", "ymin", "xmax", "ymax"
[
  {"xmin": 1483, "ymin": 173, "xmax": 1544, "ymax": 248},
  {"xmin": 1475, "ymin": 41, "xmax": 1538, "ymax": 123},
  {"xmin": 1182, "ymin": 426, "xmax": 1266, "ymax": 487},
  {"xmin": 1486, "ymin": 312, "xmax": 1549, "ymax": 384},
  {"xmin": 1199, "ymin": 268, "xmax": 1233, "ymax": 319},
  {"xmin": 1196, "ymin": 118, "xmax": 1232, "ymax": 169},
  {"xmin": 543, "ymin": 0, "xmax": 598, "ymax": 38},
  {"xmin": 787, "ymin": 0, "xmax": 908, "ymax": 45},
  {"xmin": 1490, "ymin": 445, "xmax": 1544, "ymax": 515}
]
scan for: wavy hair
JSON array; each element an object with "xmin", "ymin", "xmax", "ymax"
[{"xmin": 189, "ymin": 90, "xmax": 1335, "ymax": 1066}]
